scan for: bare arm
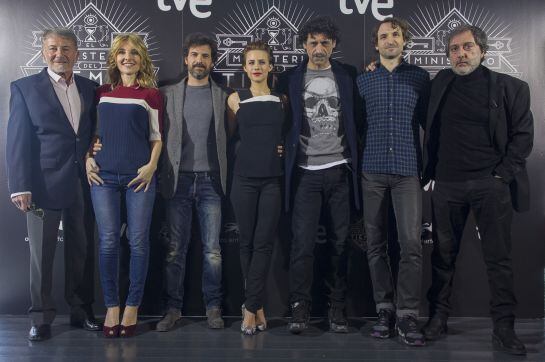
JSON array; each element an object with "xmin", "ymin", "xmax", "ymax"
[{"xmin": 226, "ymin": 92, "xmax": 240, "ymax": 138}]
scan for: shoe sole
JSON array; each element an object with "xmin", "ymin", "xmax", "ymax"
[
  {"xmin": 370, "ymin": 329, "xmax": 396, "ymax": 339},
  {"xmin": 492, "ymin": 334, "xmax": 527, "ymax": 356},
  {"xmin": 288, "ymin": 323, "xmax": 308, "ymax": 334},
  {"xmin": 397, "ymin": 328, "xmax": 426, "ymax": 347},
  {"xmin": 329, "ymin": 322, "xmax": 348, "ymax": 333},
  {"xmin": 208, "ymin": 323, "xmax": 224, "ymax": 329},
  {"xmin": 28, "ymin": 336, "xmax": 49, "ymax": 342},
  {"xmin": 241, "ymin": 324, "xmax": 257, "ymax": 335}
]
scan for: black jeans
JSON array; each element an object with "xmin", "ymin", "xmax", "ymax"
[
  {"xmin": 289, "ymin": 166, "xmax": 350, "ymax": 307},
  {"xmin": 362, "ymin": 173, "xmax": 422, "ymax": 317},
  {"xmin": 428, "ymin": 177, "xmax": 516, "ymax": 327},
  {"xmin": 230, "ymin": 175, "xmax": 282, "ymax": 313}
]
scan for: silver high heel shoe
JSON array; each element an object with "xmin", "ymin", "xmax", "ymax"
[
  {"xmin": 240, "ymin": 304, "xmax": 257, "ymax": 335},
  {"xmin": 256, "ymin": 308, "xmax": 267, "ymax": 331}
]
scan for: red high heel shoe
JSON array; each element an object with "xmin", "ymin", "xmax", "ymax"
[
  {"xmin": 103, "ymin": 324, "xmax": 120, "ymax": 338},
  {"xmin": 119, "ymin": 324, "xmax": 138, "ymax": 337}
]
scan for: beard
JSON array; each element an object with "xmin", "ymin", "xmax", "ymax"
[
  {"xmin": 188, "ymin": 63, "xmax": 211, "ymax": 80},
  {"xmin": 452, "ymin": 60, "xmax": 479, "ymax": 76}
]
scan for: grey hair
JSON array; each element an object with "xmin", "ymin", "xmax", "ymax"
[
  {"xmin": 445, "ymin": 24, "xmax": 488, "ymax": 58},
  {"xmin": 42, "ymin": 28, "xmax": 78, "ymax": 49}
]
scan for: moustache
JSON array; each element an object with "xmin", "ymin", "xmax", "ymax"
[{"xmin": 192, "ymin": 63, "xmax": 207, "ymax": 69}]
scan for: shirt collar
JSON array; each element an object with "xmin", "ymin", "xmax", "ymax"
[
  {"xmin": 377, "ymin": 58, "xmax": 408, "ymax": 73},
  {"xmin": 47, "ymin": 67, "xmax": 74, "ymax": 85}
]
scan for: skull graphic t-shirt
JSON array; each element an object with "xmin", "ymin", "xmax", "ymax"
[{"xmin": 298, "ymin": 67, "xmax": 347, "ymax": 168}]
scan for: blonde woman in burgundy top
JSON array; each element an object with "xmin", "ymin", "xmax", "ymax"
[{"xmin": 86, "ymin": 33, "xmax": 163, "ymax": 338}]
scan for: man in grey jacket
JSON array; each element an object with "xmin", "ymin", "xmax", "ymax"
[{"xmin": 156, "ymin": 33, "xmax": 230, "ymax": 331}]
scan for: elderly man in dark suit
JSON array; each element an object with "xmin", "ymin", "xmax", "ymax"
[
  {"xmin": 6, "ymin": 28, "xmax": 100, "ymax": 341},
  {"xmin": 421, "ymin": 25, "xmax": 533, "ymax": 356}
]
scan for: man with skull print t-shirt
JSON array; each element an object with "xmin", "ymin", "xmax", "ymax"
[
  {"xmin": 276, "ymin": 16, "xmax": 361, "ymax": 335},
  {"xmin": 299, "ymin": 69, "xmax": 347, "ymax": 167}
]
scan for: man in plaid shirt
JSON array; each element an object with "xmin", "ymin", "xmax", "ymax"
[{"xmin": 356, "ymin": 17, "xmax": 430, "ymax": 346}]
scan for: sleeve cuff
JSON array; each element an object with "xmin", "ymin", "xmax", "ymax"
[{"xmin": 11, "ymin": 191, "xmax": 32, "ymax": 198}]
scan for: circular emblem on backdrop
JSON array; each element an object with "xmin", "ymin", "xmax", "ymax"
[
  {"xmin": 21, "ymin": 0, "xmax": 160, "ymax": 84},
  {"xmin": 84, "ymin": 14, "xmax": 98, "ymax": 26},
  {"xmin": 267, "ymin": 17, "xmax": 281, "ymax": 29},
  {"xmin": 447, "ymin": 19, "xmax": 461, "ymax": 30},
  {"xmin": 405, "ymin": 0, "xmax": 521, "ymax": 77}
]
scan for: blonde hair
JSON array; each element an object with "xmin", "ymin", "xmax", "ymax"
[{"xmin": 107, "ymin": 33, "xmax": 157, "ymax": 88}]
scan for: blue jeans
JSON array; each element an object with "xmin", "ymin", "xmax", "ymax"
[
  {"xmin": 91, "ymin": 171, "xmax": 156, "ymax": 307},
  {"xmin": 164, "ymin": 172, "xmax": 223, "ymax": 310}
]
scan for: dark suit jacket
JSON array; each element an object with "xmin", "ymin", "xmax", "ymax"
[
  {"xmin": 276, "ymin": 58, "xmax": 361, "ymax": 211},
  {"xmin": 422, "ymin": 67, "xmax": 534, "ymax": 212},
  {"xmin": 6, "ymin": 68, "xmax": 97, "ymax": 209}
]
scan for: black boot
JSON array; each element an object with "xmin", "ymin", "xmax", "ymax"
[
  {"xmin": 288, "ymin": 300, "xmax": 309, "ymax": 334},
  {"xmin": 422, "ymin": 315, "xmax": 447, "ymax": 341},
  {"xmin": 492, "ymin": 326, "xmax": 526, "ymax": 356}
]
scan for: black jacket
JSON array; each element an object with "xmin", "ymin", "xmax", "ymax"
[
  {"xmin": 423, "ymin": 67, "xmax": 534, "ymax": 212},
  {"xmin": 276, "ymin": 58, "xmax": 362, "ymax": 211}
]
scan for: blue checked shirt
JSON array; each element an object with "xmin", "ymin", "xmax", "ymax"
[{"xmin": 357, "ymin": 62, "xmax": 430, "ymax": 176}]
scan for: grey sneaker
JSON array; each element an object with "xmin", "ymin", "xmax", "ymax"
[
  {"xmin": 156, "ymin": 308, "xmax": 181, "ymax": 332},
  {"xmin": 206, "ymin": 306, "xmax": 224, "ymax": 329}
]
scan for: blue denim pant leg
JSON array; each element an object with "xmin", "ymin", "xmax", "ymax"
[
  {"xmin": 195, "ymin": 173, "xmax": 223, "ymax": 309},
  {"xmin": 125, "ymin": 176, "xmax": 156, "ymax": 306},
  {"xmin": 164, "ymin": 174, "xmax": 195, "ymax": 310},
  {"xmin": 91, "ymin": 171, "xmax": 122, "ymax": 307},
  {"xmin": 91, "ymin": 171, "xmax": 155, "ymax": 307}
]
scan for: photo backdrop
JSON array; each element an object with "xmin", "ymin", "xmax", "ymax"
[{"xmin": 0, "ymin": 0, "xmax": 543, "ymax": 318}]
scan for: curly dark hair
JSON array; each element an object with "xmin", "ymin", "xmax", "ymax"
[
  {"xmin": 371, "ymin": 17, "xmax": 412, "ymax": 47},
  {"xmin": 183, "ymin": 32, "xmax": 218, "ymax": 62},
  {"xmin": 445, "ymin": 25, "xmax": 489, "ymax": 58},
  {"xmin": 298, "ymin": 16, "xmax": 340, "ymax": 46}
]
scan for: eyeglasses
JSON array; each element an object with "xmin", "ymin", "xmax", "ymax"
[{"xmin": 29, "ymin": 203, "xmax": 45, "ymax": 219}]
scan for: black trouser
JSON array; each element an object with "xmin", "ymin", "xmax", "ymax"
[
  {"xmin": 289, "ymin": 166, "xmax": 350, "ymax": 307},
  {"xmin": 230, "ymin": 175, "xmax": 281, "ymax": 314},
  {"xmin": 427, "ymin": 177, "xmax": 516, "ymax": 327},
  {"xmin": 27, "ymin": 176, "xmax": 95, "ymax": 326},
  {"xmin": 362, "ymin": 173, "xmax": 422, "ymax": 317}
]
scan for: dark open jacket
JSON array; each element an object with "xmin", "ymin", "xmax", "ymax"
[
  {"xmin": 276, "ymin": 58, "xmax": 362, "ymax": 211},
  {"xmin": 423, "ymin": 66, "xmax": 534, "ymax": 212}
]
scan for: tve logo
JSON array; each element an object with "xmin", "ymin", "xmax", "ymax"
[
  {"xmin": 339, "ymin": 0, "xmax": 394, "ymax": 21},
  {"xmin": 157, "ymin": 0, "xmax": 212, "ymax": 18}
]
